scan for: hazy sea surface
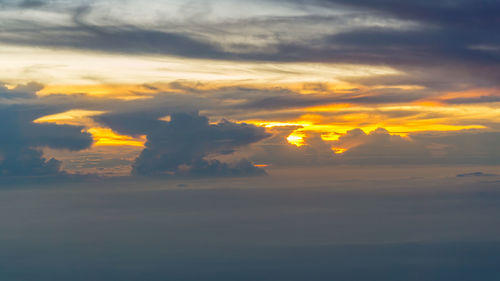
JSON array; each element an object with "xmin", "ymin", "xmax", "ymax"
[{"xmin": 1, "ymin": 166, "xmax": 499, "ymax": 280}]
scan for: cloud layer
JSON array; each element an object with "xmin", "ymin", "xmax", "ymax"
[{"xmin": 1, "ymin": 0, "xmax": 499, "ymax": 89}]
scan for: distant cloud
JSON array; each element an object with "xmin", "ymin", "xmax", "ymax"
[
  {"xmin": 0, "ymin": 82, "xmax": 42, "ymax": 99},
  {"xmin": 0, "ymin": 85, "xmax": 93, "ymax": 177},
  {"xmin": 97, "ymin": 112, "xmax": 270, "ymax": 177},
  {"xmin": 2, "ymin": 82, "xmax": 494, "ymax": 172},
  {"xmin": 251, "ymin": 127, "xmax": 500, "ymax": 167},
  {"xmin": 456, "ymin": 172, "xmax": 498, "ymax": 178}
]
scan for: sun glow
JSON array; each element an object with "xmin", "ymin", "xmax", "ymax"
[
  {"xmin": 34, "ymin": 110, "xmax": 147, "ymax": 147},
  {"xmin": 34, "ymin": 110, "xmax": 104, "ymax": 126},
  {"xmin": 87, "ymin": 128, "xmax": 146, "ymax": 147},
  {"xmin": 332, "ymin": 147, "xmax": 347, "ymax": 154},
  {"xmin": 287, "ymin": 131, "xmax": 306, "ymax": 147},
  {"xmin": 0, "ymin": 44, "xmax": 400, "ymax": 92}
]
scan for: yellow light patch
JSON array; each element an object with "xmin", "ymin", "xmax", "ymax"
[
  {"xmin": 34, "ymin": 110, "xmax": 104, "ymax": 126},
  {"xmin": 0, "ymin": 44, "xmax": 401, "ymax": 93},
  {"xmin": 35, "ymin": 110, "xmax": 146, "ymax": 147},
  {"xmin": 331, "ymin": 147, "xmax": 347, "ymax": 154},
  {"xmin": 248, "ymin": 121, "xmax": 310, "ymax": 128},
  {"xmin": 287, "ymin": 131, "xmax": 306, "ymax": 147},
  {"xmin": 305, "ymin": 104, "xmax": 351, "ymax": 112},
  {"xmin": 87, "ymin": 128, "xmax": 146, "ymax": 147},
  {"xmin": 38, "ymin": 84, "xmax": 160, "ymax": 99},
  {"xmin": 413, "ymin": 101, "xmax": 443, "ymax": 107},
  {"xmin": 321, "ymin": 132, "xmax": 341, "ymax": 141},
  {"xmin": 372, "ymin": 85, "xmax": 426, "ymax": 90},
  {"xmin": 441, "ymin": 88, "xmax": 500, "ymax": 99}
]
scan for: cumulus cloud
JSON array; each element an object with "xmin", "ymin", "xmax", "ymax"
[
  {"xmin": 331, "ymin": 128, "xmax": 431, "ymax": 165},
  {"xmin": 249, "ymin": 127, "xmax": 335, "ymax": 167},
  {"xmin": 0, "ymin": 85, "xmax": 93, "ymax": 177},
  {"xmin": 250, "ymin": 127, "xmax": 500, "ymax": 167},
  {"xmin": 97, "ymin": 112, "xmax": 270, "ymax": 177},
  {"xmin": 328, "ymin": 129, "xmax": 498, "ymax": 165}
]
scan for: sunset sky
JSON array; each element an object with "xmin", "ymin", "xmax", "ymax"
[
  {"xmin": 1, "ymin": 0, "xmax": 499, "ymax": 176},
  {"xmin": 1, "ymin": 1, "xmax": 500, "ymax": 280}
]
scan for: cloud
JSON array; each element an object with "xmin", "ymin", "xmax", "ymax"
[
  {"xmin": 302, "ymin": 0, "xmax": 500, "ymax": 30},
  {"xmin": 443, "ymin": 95, "xmax": 500, "ymax": 104},
  {"xmin": 18, "ymin": 0, "xmax": 45, "ymax": 8},
  {"xmin": 0, "ymin": 85, "xmax": 93, "ymax": 177},
  {"xmin": 250, "ymin": 127, "xmax": 336, "ymax": 167},
  {"xmin": 0, "ymin": 4, "xmax": 227, "ymax": 59},
  {"xmin": 235, "ymin": 89, "xmax": 428, "ymax": 111},
  {"xmin": 97, "ymin": 112, "xmax": 270, "ymax": 177},
  {"xmin": 1, "ymin": 0, "xmax": 499, "ymax": 93},
  {"xmin": 3, "ymin": 82, "xmax": 494, "ymax": 171},
  {"xmin": 1, "ymin": 0, "xmax": 498, "ymax": 94},
  {"xmin": 250, "ymin": 127, "xmax": 500, "ymax": 167},
  {"xmin": 330, "ymin": 128, "xmax": 432, "ymax": 165},
  {"xmin": 331, "ymin": 129, "xmax": 500, "ymax": 165},
  {"xmin": 456, "ymin": 172, "xmax": 498, "ymax": 178},
  {"xmin": 0, "ymin": 82, "xmax": 41, "ymax": 99}
]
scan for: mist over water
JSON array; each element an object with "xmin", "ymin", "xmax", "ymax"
[{"xmin": 1, "ymin": 166, "xmax": 499, "ymax": 280}]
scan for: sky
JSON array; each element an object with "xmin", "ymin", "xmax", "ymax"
[{"xmin": 0, "ymin": 0, "xmax": 500, "ymax": 280}]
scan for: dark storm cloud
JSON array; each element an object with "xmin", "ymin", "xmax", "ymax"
[
  {"xmin": 97, "ymin": 112, "xmax": 270, "ymax": 177},
  {"xmin": 0, "ymin": 85, "xmax": 93, "ymax": 177}
]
